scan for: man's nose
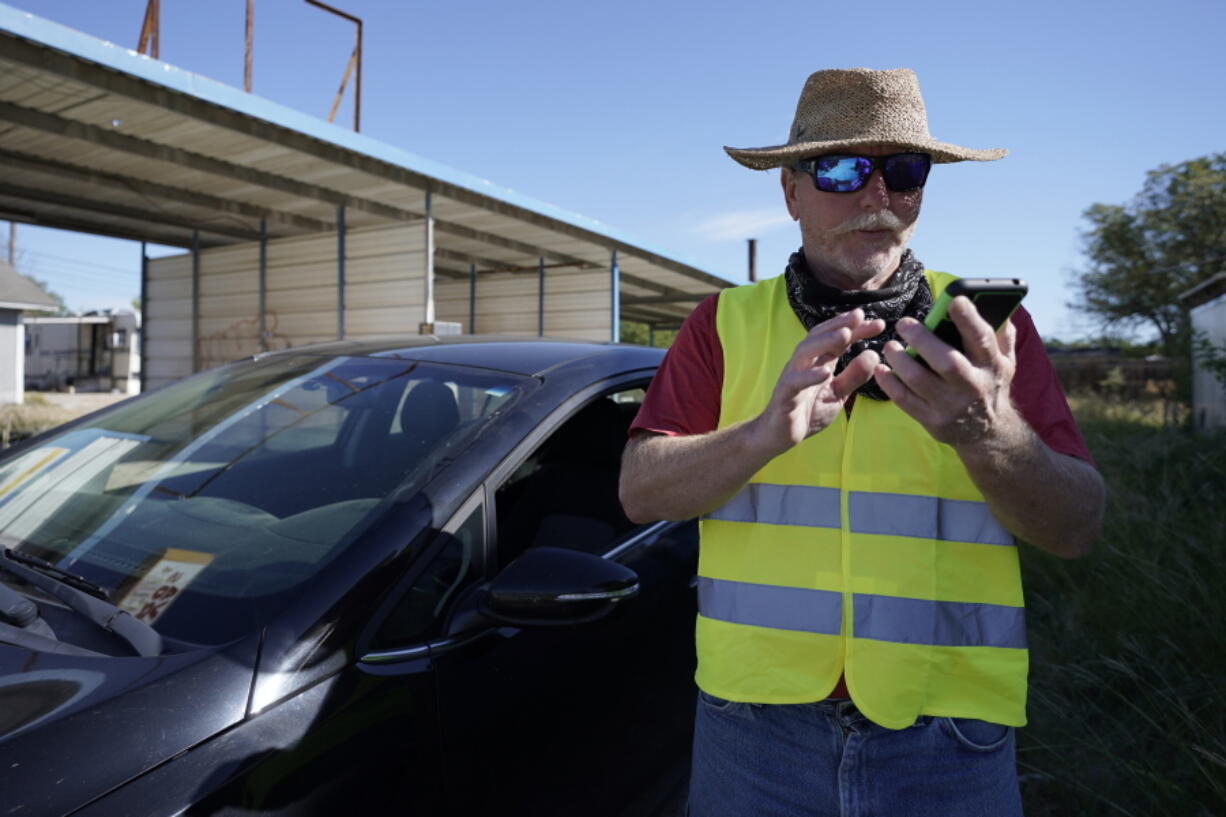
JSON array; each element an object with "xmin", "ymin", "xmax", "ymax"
[{"xmin": 857, "ymin": 169, "xmax": 890, "ymax": 209}]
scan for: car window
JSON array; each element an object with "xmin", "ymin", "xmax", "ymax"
[
  {"xmin": 261, "ymin": 382, "xmax": 346, "ymax": 452},
  {"xmin": 0, "ymin": 354, "xmax": 530, "ymax": 647},
  {"xmin": 375, "ymin": 501, "xmax": 485, "ymax": 647},
  {"xmin": 494, "ymin": 383, "xmax": 649, "ymax": 568}
]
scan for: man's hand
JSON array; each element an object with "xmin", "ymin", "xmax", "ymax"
[
  {"xmin": 752, "ymin": 308, "xmax": 885, "ymax": 457},
  {"xmin": 874, "ymin": 296, "xmax": 1020, "ymax": 447},
  {"xmin": 873, "ymin": 296, "xmax": 1103, "ymax": 559},
  {"xmin": 620, "ymin": 308, "xmax": 883, "ymax": 525}
]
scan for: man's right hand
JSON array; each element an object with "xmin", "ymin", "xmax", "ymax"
[
  {"xmin": 750, "ymin": 308, "xmax": 885, "ymax": 457},
  {"xmin": 620, "ymin": 308, "xmax": 884, "ymax": 524}
]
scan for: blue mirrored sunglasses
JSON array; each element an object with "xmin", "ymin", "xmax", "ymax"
[{"xmin": 794, "ymin": 153, "xmax": 932, "ymax": 193}]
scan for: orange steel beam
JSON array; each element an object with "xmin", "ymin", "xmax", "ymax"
[
  {"xmin": 136, "ymin": 0, "xmax": 160, "ymax": 58},
  {"xmin": 304, "ymin": 0, "xmax": 362, "ymax": 132},
  {"xmin": 327, "ymin": 49, "xmax": 357, "ymax": 124}
]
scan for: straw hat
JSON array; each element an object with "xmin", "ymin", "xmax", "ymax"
[{"xmin": 724, "ymin": 68, "xmax": 1006, "ymax": 169}]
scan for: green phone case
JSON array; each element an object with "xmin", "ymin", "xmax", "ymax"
[{"xmin": 905, "ymin": 279, "xmax": 1027, "ymax": 361}]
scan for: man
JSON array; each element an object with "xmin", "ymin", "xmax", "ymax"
[{"xmin": 618, "ymin": 68, "xmax": 1105, "ymax": 817}]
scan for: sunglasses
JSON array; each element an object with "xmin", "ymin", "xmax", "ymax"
[{"xmin": 793, "ymin": 152, "xmax": 932, "ymax": 193}]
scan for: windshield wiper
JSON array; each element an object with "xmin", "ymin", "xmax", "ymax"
[
  {"xmin": 2, "ymin": 548, "xmax": 110, "ymax": 600},
  {"xmin": 0, "ymin": 548, "xmax": 162, "ymax": 657}
]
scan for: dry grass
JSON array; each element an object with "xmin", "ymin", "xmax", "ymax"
[
  {"xmin": 1018, "ymin": 396, "xmax": 1226, "ymax": 816},
  {"xmin": 0, "ymin": 394, "xmax": 77, "ymax": 447},
  {"xmin": 1065, "ymin": 393, "xmax": 1180, "ymax": 430}
]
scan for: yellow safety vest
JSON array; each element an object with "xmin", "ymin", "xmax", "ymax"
[{"xmin": 696, "ymin": 271, "xmax": 1028, "ymax": 730}]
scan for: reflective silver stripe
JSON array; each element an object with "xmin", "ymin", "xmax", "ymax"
[
  {"xmin": 853, "ymin": 594, "xmax": 1027, "ymax": 649},
  {"xmin": 698, "ymin": 577, "xmax": 842, "ymax": 635},
  {"xmin": 848, "ymin": 492, "xmax": 1013, "ymax": 546},
  {"xmin": 705, "ymin": 484, "xmax": 841, "ymax": 528}
]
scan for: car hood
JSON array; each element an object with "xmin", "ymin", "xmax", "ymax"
[{"xmin": 0, "ymin": 634, "xmax": 259, "ymax": 817}]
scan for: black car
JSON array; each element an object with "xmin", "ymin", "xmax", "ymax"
[{"xmin": 0, "ymin": 337, "xmax": 699, "ymax": 816}]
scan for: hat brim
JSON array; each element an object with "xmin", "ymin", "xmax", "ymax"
[{"xmin": 724, "ymin": 138, "xmax": 1007, "ymax": 169}]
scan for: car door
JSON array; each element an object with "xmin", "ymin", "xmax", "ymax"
[{"xmin": 428, "ymin": 378, "xmax": 700, "ymax": 817}]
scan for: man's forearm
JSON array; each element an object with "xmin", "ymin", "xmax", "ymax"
[
  {"xmin": 955, "ymin": 409, "xmax": 1105, "ymax": 559},
  {"xmin": 619, "ymin": 422, "xmax": 779, "ymax": 523}
]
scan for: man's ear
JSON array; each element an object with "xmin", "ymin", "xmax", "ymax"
[{"xmin": 780, "ymin": 167, "xmax": 800, "ymax": 221}]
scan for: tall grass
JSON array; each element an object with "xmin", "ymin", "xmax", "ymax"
[
  {"xmin": 1019, "ymin": 397, "xmax": 1226, "ymax": 816},
  {"xmin": 0, "ymin": 394, "xmax": 76, "ymax": 447}
]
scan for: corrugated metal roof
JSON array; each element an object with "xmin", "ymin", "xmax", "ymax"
[{"xmin": 0, "ymin": 4, "xmax": 732, "ymax": 327}]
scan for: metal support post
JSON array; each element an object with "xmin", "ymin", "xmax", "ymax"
[
  {"xmin": 424, "ymin": 191, "xmax": 436, "ymax": 329},
  {"xmin": 258, "ymin": 217, "xmax": 267, "ymax": 351},
  {"xmin": 610, "ymin": 249, "xmax": 620, "ymax": 343},
  {"xmin": 139, "ymin": 241, "xmax": 147, "ymax": 391},
  {"xmin": 191, "ymin": 230, "xmax": 200, "ymax": 372},
  {"xmin": 337, "ymin": 206, "xmax": 346, "ymax": 339},
  {"xmin": 468, "ymin": 263, "xmax": 477, "ymax": 334},
  {"xmin": 538, "ymin": 256, "xmax": 545, "ymax": 337}
]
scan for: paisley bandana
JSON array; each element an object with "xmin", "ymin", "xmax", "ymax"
[{"xmin": 784, "ymin": 249, "xmax": 932, "ymax": 400}]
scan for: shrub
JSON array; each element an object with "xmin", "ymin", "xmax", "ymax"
[{"xmin": 0, "ymin": 400, "xmax": 76, "ymax": 447}]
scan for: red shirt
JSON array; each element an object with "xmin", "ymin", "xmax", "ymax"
[{"xmin": 629, "ymin": 291, "xmax": 1094, "ymax": 700}]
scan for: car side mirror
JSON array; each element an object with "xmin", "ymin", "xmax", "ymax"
[{"xmin": 480, "ymin": 547, "xmax": 639, "ymax": 627}]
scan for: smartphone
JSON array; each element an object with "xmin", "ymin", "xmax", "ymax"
[{"xmin": 906, "ymin": 278, "xmax": 1028, "ymax": 363}]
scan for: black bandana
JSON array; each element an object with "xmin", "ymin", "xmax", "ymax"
[{"xmin": 784, "ymin": 249, "xmax": 932, "ymax": 400}]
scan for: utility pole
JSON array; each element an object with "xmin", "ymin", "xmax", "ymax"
[
  {"xmin": 244, "ymin": 0, "xmax": 254, "ymax": 92},
  {"xmin": 6, "ymin": 221, "xmax": 13, "ymax": 266}
]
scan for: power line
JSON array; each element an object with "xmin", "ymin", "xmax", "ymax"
[
  {"xmin": 19, "ymin": 247, "xmax": 139, "ymax": 277},
  {"xmin": 23, "ymin": 258, "xmax": 136, "ymax": 279},
  {"xmin": 19, "ymin": 266, "xmax": 137, "ymax": 292}
]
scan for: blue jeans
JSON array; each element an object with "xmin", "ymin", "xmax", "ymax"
[{"xmin": 689, "ymin": 692, "xmax": 1023, "ymax": 817}]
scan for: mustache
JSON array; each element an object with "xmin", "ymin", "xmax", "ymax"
[{"xmin": 831, "ymin": 210, "xmax": 907, "ymax": 235}]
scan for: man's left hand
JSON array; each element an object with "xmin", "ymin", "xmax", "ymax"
[{"xmin": 874, "ymin": 296, "xmax": 1021, "ymax": 448}]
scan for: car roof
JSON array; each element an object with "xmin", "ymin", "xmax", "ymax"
[{"xmin": 256, "ymin": 334, "xmax": 666, "ymax": 378}]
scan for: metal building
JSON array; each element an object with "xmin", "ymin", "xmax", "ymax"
[
  {"xmin": 1182, "ymin": 272, "xmax": 1226, "ymax": 430},
  {"xmin": 0, "ymin": 6, "xmax": 732, "ymax": 390},
  {"xmin": 24, "ymin": 310, "xmax": 141, "ymax": 394}
]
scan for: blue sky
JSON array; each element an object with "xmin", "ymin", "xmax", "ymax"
[{"xmin": 4, "ymin": 0, "xmax": 1225, "ymax": 341}]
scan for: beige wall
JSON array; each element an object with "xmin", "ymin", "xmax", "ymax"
[
  {"xmin": 144, "ymin": 253, "xmax": 193, "ymax": 388},
  {"xmin": 436, "ymin": 267, "xmax": 612, "ymax": 342},
  {"xmin": 145, "ymin": 223, "xmax": 616, "ymax": 389},
  {"xmin": 145, "ymin": 223, "xmax": 428, "ymax": 389}
]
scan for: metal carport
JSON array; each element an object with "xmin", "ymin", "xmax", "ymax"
[{"xmin": 0, "ymin": 5, "xmax": 731, "ymax": 389}]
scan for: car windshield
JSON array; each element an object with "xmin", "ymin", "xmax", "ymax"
[{"xmin": 0, "ymin": 353, "xmax": 529, "ymax": 648}]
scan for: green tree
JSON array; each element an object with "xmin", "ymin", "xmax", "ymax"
[
  {"xmin": 23, "ymin": 274, "xmax": 71, "ymax": 317},
  {"xmin": 618, "ymin": 320, "xmax": 678, "ymax": 349},
  {"xmin": 1045, "ymin": 334, "xmax": 1162, "ymax": 357},
  {"xmin": 1073, "ymin": 153, "xmax": 1226, "ymax": 358}
]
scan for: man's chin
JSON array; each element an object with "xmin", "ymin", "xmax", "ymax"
[{"xmin": 831, "ymin": 250, "xmax": 904, "ymax": 288}]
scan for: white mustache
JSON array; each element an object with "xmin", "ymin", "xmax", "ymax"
[{"xmin": 831, "ymin": 210, "xmax": 906, "ymax": 235}]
